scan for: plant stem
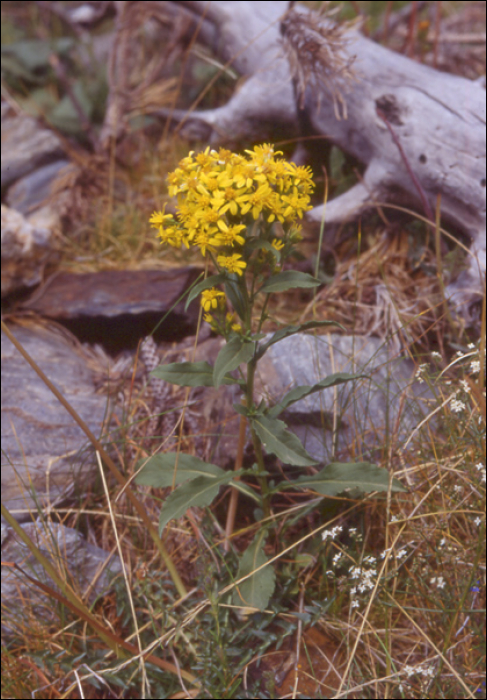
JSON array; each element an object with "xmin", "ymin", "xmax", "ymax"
[{"xmin": 246, "ymin": 355, "xmax": 271, "ymax": 520}]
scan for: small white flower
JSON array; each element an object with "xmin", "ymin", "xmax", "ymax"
[
  {"xmin": 450, "ymin": 398, "xmax": 466, "ymax": 413},
  {"xmin": 460, "ymin": 379, "xmax": 471, "ymax": 393},
  {"xmin": 321, "ymin": 525, "xmax": 343, "ymax": 541},
  {"xmin": 470, "ymin": 360, "xmax": 481, "ymax": 374},
  {"xmin": 430, "ymin": 576, "xmax": 445, "ymax": 589},
  {"xmin": 396, "ymin": 548, "xmax": 407, "ymax": 559},
  {"xmin": 431, "ymin": 351, "xmax": 442, "ymax": 361},
  {"xmin": 473, "ymin": 517, "xmax": 482, "ymax": 526},
  {"xmin": 415, "ymin": 363, "xmax": 428, "ymax": 383},
  {"xmin": 475, "ymin": 463, "xmax": 486, "ymax": 483},
  {"xmin": 351, "ymin": 599, "xmax": 360, "ymax": 608}
]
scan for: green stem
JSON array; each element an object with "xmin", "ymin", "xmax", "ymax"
[
  {"xmin": 246, "ymin": 355, "xmax": 271, "ymax": 520},
  {"xmin": 257, "ymin": 293, "xmax": 271, "ymax": 334}
]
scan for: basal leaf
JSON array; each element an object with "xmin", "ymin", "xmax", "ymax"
[
  {"xmin": 233, "ymin": 531, "xmax": 275, "ymax": 611},
  {"xmin": 150, "ymin": 361, "xmax": 237, "ymax": 387},
  {"xmin": 260, "ymin": 271, "xmax": 320, "ymax": 294},
  {"xmin": 135, "ymin": 453, "xmax": 224, "ymax": 487},
  {"xmin": 251, "ymin": 414, "xmax": 318, "ymax": 467},
  {"xmin": 213, "ymin": 337, "xmax": 256, "ymax": 388},
  {"xmin": 268, "ymin": 371, "xmax": 368, "ymax": 418},
  {"xmin": 158, "ymin": 472, "xmax": 237, "ymax": 535},
  {"xmin": 287, "ymin": 462, "xmax": 407, "ymax": 496}
]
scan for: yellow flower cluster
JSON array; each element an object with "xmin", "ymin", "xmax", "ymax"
[
  {"xmin": 200, "ymin": 289, "xmax": 242, "ymax": 334},
  {"xmin": 149, "ymin": 144, "xmax": 314, "ymax": 275}
]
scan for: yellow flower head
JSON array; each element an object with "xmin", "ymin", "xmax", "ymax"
[
  {"xmin": 217, "ymin": 253, "xmax": 247, "ymax": 276},
  {"xmin": 151, "ymin": 144, "xmax": 315, "ymax": 268},
  {"xmin": 271, "ymin": 238, "xmax": 285, "ymax": 251},
  {"xmin": 201, "ymin": 288, "xmax": 226, "ymax": 312}
]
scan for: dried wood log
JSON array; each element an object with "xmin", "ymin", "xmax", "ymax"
[
  {"xmin": 157, "ymin": 1, "xmax": 486, "ymax": 315},
  {"xmin": 156, "ymin": 1, "xmax": 297, "ymax": 143}
]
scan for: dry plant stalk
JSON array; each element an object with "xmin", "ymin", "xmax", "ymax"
[{"xmin": 280, "ymin": 2, "xmax": 359, "ymax": 119}]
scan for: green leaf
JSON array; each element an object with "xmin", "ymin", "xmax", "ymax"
[
  {"xmin": 150, "ymin": 361, "xmax": 237, "ymax": 387},
  {"xmin": 158, "ymin": 472, "xmax": 238, "ymax": 535},
  {"xmin": 2, "ymin": 38, "xmax": 74, "ymax": 73},
  {"xmin": 230, "ymin": 480, "xmax": 262, "ymax": 504},
  {"xmin": 232, "ymin": 402, "xmax": 249, "ymax": 417},
  {"xmin": 213, "ymin": 337, "xmax": 255, "ymax": 388},
  {"xmin": 286, "ymin": 462, "xmax": 407, "ymax": 496},
  {"xmin": 184, "ymin": 273, "xmax": 225, "ymax": 310},
  {"xmin": 260, "ymin": 271, "xmax": 320, "ymax": 294},
  {"xmin": 267, "ymin": 371, "xmax": 368, "ymax": 418},
  {"xmin": 48, "ymin": 81, "xmax": 94, "ymax": 135},
  {"xmin": 251, "ymin": 414, "xmax": 318, "ymax": 466},
  {"xmin": 224, "ymin": 277, "xmax": 247, "ymax": 321},
  {"xmin": 255, "ymin": 320, "xmax": 344, "ymax": 360},
  {"xmin": 233, "ymin": 531, "xmax": 275, "ymax": 610},
  {"xmin": 134, "ymin": 453, "xmax": 224, "ymax": 487}
]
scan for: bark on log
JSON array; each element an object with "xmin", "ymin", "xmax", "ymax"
[{"xmin": 156, "ymin": 1, "xmax": 486, "ymax": 315}]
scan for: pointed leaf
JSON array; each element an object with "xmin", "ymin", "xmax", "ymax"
[
  {"xmin": 287, "ymin": 462, "xmax": 407, "ymax": 496},
  {"xmin": 150, "ymin": 361, "xmax": 237, "ymax": 387},
  {"xmin": 135, "ymin": 453, "xmax": 224, "ymax": 487},
  {"xmin": 251, "ymin": 414, "xmax": 318, "ymax": 466},
  {"xmin": 233, "ymin": 531, "xmax": 275, "ymax": 610},
  {"xmin": 268, "ymin": 371, "xmax": 368, "ymax": 418},
  {"xmin": 255, "ymin": 320, "xmax": 344, "ymax": 360},
  {"xmin": 224, "ymin": 276, "xmax": 247, "ymax": 320},
  {"xmin": 230, "ymin": 480, "xmax": 262, "ymax": 503},
  {"xmin": 158, "ymin": 472, "xmax": 238, "ymax": 534},
  {"xmin": 213, "ymin": 337, "xmax": 255, "ymax": 388},
  {"xmin": 260, "ymin": 271, "xmax": 320, "ymax": 293},
  {"xmin": 185, "ymin": 273, "xmax": 225, "ymax": 310}
]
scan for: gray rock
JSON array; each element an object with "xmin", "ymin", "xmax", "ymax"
[
  {"xmin": 5, "ymin": 159, "xmax": 72, "ymax": 215},
  {"xmin": 255, "ymin": 333, "xmax": 435, "ymax": 463},
  {"xmin": 1, "ymin": 322, "xmax": 110, "ymax": 522},
  {"xmin": 188, "ymin": 332, "xmax": 433, "ymax": 468},
  {"xmin": 20, "ymin": 267, "xmax": 202, "ymax": 320},
  {"xmin": 1, "ymin": 107, "xmax": 65, "ymax": 190},
  {"xmin": 1, "ymin": 520, "xmax": 122, "ymax": 636},
  {"xmin": 1, "ymin": 204, "xmax": 59, "ymax": 297}
]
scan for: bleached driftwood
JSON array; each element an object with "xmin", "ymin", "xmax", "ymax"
[
  {"xmin": 156, "ymin": 1, "xmax": 297, "ymax": 144},
  {"xmin": 157, "ymin": 1, "xmax": 486, "ymax": 314}
]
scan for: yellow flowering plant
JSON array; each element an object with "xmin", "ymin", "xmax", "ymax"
[{"xmin": 136, "ymin": 145, "xmax": 405, "ymax": 610}]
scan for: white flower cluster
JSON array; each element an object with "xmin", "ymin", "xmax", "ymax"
[
  {"xmin": 321, "ymin": 525, "xmax": 343, "ymax": 541},
  {"xmin": 475, "ymin": 462, "xmax": 486, "ymax": 484},
  {"xmin": 450, "ymin": 397, "xmax": 467, "ymax": 413}
]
